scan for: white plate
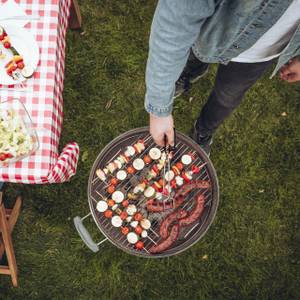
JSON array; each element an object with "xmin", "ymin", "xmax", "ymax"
[{"xmin": 0, "ymin": 24, "xmax": 39, "ymax": 85}]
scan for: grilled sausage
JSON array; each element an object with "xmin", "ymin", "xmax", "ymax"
[
  {"xmin": 175, "ymin": 180, "xmax": 210, "ymax": 199},
  {"xmin": 147, "ymin": 197, "xmax": 184, "ymax": 212},
  {"xmin": 179, "ymin": 194, "xmax": 205, "ymax": 226},
  {"xmin": 149, "ymin": 224, "xmax": 180, "ymax": 254},
  {"xmin": 159, "ymin": 209, "xmax": 188, "ymax": 239}
]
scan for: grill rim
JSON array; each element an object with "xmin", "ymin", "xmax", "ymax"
[{"xmin": 87, "ymin": 127, "xmax": 219, "ymax": 258}]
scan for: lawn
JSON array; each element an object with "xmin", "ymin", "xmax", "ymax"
[{"xmin": 1, "ymin": 1, "xmax": 300, "ymax": 299}]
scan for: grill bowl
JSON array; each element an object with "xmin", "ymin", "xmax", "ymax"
[{"xmin": 87, "ymin": 127, "xmax": 219, "ymax": 258}]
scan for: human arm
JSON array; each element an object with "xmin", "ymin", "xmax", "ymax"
[{"xmin": 145, "ymin": 0, "xmax": 215, "ymax": 145}]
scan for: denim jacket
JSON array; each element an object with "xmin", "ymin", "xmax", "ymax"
[{"xmin": 145, "ymin": 0, "xmax": 300, "ymax": 117}]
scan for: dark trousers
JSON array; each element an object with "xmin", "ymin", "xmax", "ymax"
[{"xmin": 195, "ymin": 58, "xmax": 275, "ymax": 136}]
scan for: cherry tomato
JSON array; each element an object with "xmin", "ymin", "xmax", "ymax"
[
  {"xmin": 104, "ymin": 210, "xmax": 113, "ymax": 218},
  {"xmin": 121, "ymin": 226, "xmax": 130, "ymax": 235},
  {"xmin": 4, "ymin": 42, "xmax": 11, "ymax": 49},
  {"xmin": 5, "ymin": 153, "xmax": 13, "ymax": 159},
  {"xmin": 107, "ymin": 185, "xmax": 115, "ymax": 194},
  {"xmin": 122, "ymin": 199, "xmax": 129, "ymax": 208},
  {"xmin": 135, "ymin": 241, "xmax": 144, "ymax": 250},
  {"xmin": 134, "ymin": 212, "xmax": 143, "ymax": 222},
  {"xmin": 135, "ymin": 225, "xmax": 143, "ymax": 235},
  {"xmin": 0, "ymin": 153, "xmax": 7, "ymax": 161},
  {"xmin": 110, "ymin": 177, "xmax": 118, "ymax": 186},
  {"xmin": 120, "ymin": 211, "xmax": 128, "ymax": 220},
  {"xmin": 170, "ymin": 180, "xmax": 177, "ymax": 189},
  {"xmin": 191, "ymin": 165, "xmax": 200, "ymax": 174},
  {"xmin": 17, "ymin": 62, "xmax": 25, "ymax": 70},
  {"xmin": 107, "ymin": 199, "xmax": 115, "ymax": 207},
  {"xmin": 0, "ymin": 34, "xmax": 4, "ymax": 41},
  {"xmin": 127, "ymin": 166, "xmax": 135, "ymax": 174},
  {"xmin": 176, "ymin": 162, "xmax": 184, "ymax": 170},
  {"xmin": 143, "ymin": 155, "xmax": 152, "ymax": 164}
]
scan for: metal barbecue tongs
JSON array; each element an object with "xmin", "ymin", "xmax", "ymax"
[{"xmin": 162, "ymin": 128, "xmax": 177, "ymax": 209}]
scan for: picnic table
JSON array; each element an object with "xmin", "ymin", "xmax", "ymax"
[{"xmin": 0, "ymin": 0, "xmax": 81, "ymax": 184}]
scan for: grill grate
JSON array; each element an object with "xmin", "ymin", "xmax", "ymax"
[{"xmin": 87, "ymin": 127, "xmax": 219, "ymax": 258}]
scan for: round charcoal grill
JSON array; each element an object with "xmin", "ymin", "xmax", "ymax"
[{"xmin": 74, "ymin": 127, "xmax": 219, "ymax": 258}]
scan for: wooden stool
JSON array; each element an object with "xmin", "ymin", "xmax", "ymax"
[
  {"xmin": 69, "ymin": 0, "xmax": 82, "ymax": 30},
  {"xmin": 0, "ymin": 191, "xmax": 22, "ymax": 287}
]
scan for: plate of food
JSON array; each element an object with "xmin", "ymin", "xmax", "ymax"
[
  {"xmin": 0, "ymin": 99, "xmax": 39, "ymax": 165},
  {"xmin": 0, "ymin": 24, "xmax": 39, "ymax": 85}
]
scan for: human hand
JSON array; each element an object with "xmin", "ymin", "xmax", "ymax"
[
  {"xmin": 280, "ymin": 57, "xmax": 300, "ymax": 83},
  {"xmin": 149, "ymin": 113, "xmax": 174, "ymax": 147}
]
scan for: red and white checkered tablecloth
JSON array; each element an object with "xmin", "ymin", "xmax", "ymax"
[{"xmin": 0, "ymin": 0, "xmax": 80, "ymax": 184}]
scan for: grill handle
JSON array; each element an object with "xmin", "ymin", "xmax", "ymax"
[{"xmin": 74, "ymin": 215, "xmax": 102, "ymax": 253}]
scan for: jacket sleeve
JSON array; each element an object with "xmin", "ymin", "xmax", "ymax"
[
  {"xmin": 271, "ymin": 25, "xmax": 300, "ymax": 78},
  {"xmin": 145, "ymin": 0, "xmax": 216, "ymax": 117}
]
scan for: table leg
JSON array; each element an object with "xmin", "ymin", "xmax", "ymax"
[
  {"xmin": 0, "ymin": 193, "xmax": 22, "ymax": 287},
  {"xmin": 69, "ymin": 0, "xmax": 82, "ymax": 30},
  {"xmin": 0, "ymin": 196, "xmax": 22, "ymax": 259}
]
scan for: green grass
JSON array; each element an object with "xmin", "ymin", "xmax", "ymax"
[{"xmin": 1, "ymin": 1, "xmax": 300, "ymax": 299}]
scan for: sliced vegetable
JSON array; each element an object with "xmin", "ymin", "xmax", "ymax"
[
  {"xmin": 130, "ymin": 221, "xmax": 138, "ymax": 228},
  {"xmin": 116, "ymin": 170, "xmax": 127, "ymax": 181},
  {"xmin": 96, "ymin": 169, "xmax": 106, "ymax": 181},
  {"xmin": 144, "ymin": 186, "xmax": 155, "ymax": 198},
  {"xmin": 126, "ymin": 204, "xmax": 137, "ymax": 216},
  {"xmin": 111, "ymin": 216, "xmax": 122, "ymax": 227},
  {"xmin": 141, "ymin": 230, "xmax": 148, "ymax": 238},
  {"xmin": 149, "ymin": 147, "xmax": 161, "ymax": 160},
  {"xmin": 127, "ymin": 232, "xmax": 138, "ymax": 244},
  {"xmin": 133, "ymin": 158, "xmax": 144, "ymax": 171},
  {"xmin": 96, "ymin": 201, "xmax": 108, "ymax": 213},
  {"xmin": 181, "ymin": 154, "xmax": 192, "ymax": 165},
  {"xmin": 140, "ymin": 219, "xmax": 151, "ymax": 230},
  {"xmin": 112, "ymin": 191, "xmax": 124, "ymax": 203},
  {"xmin": 164, "ymin": 170, "xmax": 175, "ymax": 181}
]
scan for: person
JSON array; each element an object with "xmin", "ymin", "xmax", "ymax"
[{"xmin": 145, "ymin": 0, "xmax": 300, "ymax": 155}]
